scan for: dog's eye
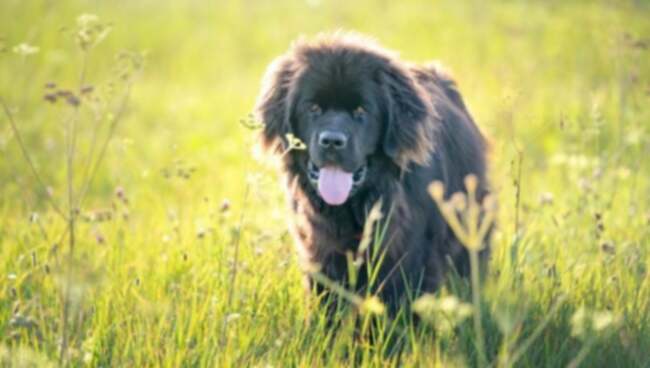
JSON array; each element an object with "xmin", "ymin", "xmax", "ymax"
[
  {"xmin": 309, "ymin": 103, "xmax": 322, "ymax": 116},
  {"xmin": 352, "ymin": 106, "xmax": 366, "ymax": 120}
]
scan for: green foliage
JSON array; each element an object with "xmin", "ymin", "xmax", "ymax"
[{"xmin": 1, "ymin": 0, "xmax": 649, "ymax": 366}]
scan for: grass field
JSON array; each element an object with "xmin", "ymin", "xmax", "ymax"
[{"xmin": 1, "ymin": 0, "xmax": 649, "ymax": 366}]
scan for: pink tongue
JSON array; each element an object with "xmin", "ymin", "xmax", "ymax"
[{"xmin": 317, "ymin": 166, "xmax": 353, "ymax": 206}]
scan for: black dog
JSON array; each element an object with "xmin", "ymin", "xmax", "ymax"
[{"xmin": 255, "ymin": 32, "xmax": 490, "ymax": 315}]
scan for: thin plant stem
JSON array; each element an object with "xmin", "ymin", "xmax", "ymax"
[
  {"xmin": 0, "ymin": 97, "xmax": 66, "ymax": 218},
  {"xmin": 514, "ymin": 149, "xmax": 523, "ymax": 236},
  {"xmin": 75, "ymin": 91, "xmax": 106, "ymax": 201},
  {"xmin": 59, "ymin": 47, "xmax": 89, "ymax": 366},
  {"xmin": 429, "ymin": 177, "xmax": 493, "ymax": 366},
  {"xmin": 220, "ymin": 179, "xmax": 251, "ymax": 347},
  {"xmin": 469, "ymin": 248, "xmax": 487, "ymax": 367},
  {"xmin": 566, "ymin": 338, "xmax": 595, "ymax": 368},
  {"xmin": 76, "ymin": 77, "xmax": 135, "ymax": 210},
  {"xmin": 310, "ymin": 271, "xmax": 364, "ymax": 307},
  {"xmin": 505, "ymin": 295, "xmax": 567, "ymax": 368}
]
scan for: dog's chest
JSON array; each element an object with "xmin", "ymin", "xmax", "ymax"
[{"xmin": 290, "ymin": 198, "xmax": 363, "ymax": 257}]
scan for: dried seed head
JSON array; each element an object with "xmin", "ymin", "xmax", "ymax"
[
  {"xmin": 80, "ymin": 85, "xmax": 94, "ymax": 94},
  {"xmin": 240, "ymin": 113, "xmax": 263, "ymax": 130},
  {"xmin": 285, "ymin": 133, "xmax": 307, "ymax": 150},
  {"xmin": 360, "ymin": 296, "xmax": 386, "ymax": 315},
  {"xmin": 66, "ymin": 94, "xmax": 81, "ymax": 107},
  {"xmin": 592, "ymin": 167, "xmax": 603, "ymax": 180},
  {"xmin": 428, "ymin": 181, "xmax": 445, "ymax": 201},
  {"xmin": 87, "ymin": 209, "xmax": 113, "ymax": 222},
  {"xmin": 539, "ymin": 192, "xmax": 554, "ymax": 206},
  {"xmin": 578, "ymin": 178, "xmax": 592, "ymax": 192},
  {"xmin": 483, "ymin": 194, "xmax": 497, "ymax": 212},
  {"xmin": 600, "ymin": 241, "xmax": 615, "ymax": 255},
  {"xmin": 43, "ymin": 94, "xmax": 57, "ymax": 103},
  {"xmin": 220, "ymin": 199, "xmax": 231, "ymax": 213},
  {"xmin": 464, "ymin": 174, "xmax": 478, "ymax": 193},
  {"xmin": 196, "ymin": 228, "xmax": 206, "ymax": 239},
  {"xmin": 225, "ymin": 313, "xmax": 240, "ymax": 324},
  {"xmin": 450, "ymin": 193, "xmax": 467, "ymax": 210}
]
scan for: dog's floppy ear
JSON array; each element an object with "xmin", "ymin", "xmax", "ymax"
[
  {"xmin": 254, "ymin": 55, "xmax": 298, "ymax": 153},
  {"xmin": 379, "ymin": 62, "xmax": 435, "ymax": 169}
]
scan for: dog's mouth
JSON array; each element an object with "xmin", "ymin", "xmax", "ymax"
[{"xmin": 307, "ymin": 160, "xmax": 367, "ymax": 206}]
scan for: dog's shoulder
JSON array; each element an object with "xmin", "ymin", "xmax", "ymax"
[{"xmin": 411, "ymin": 62, "xmax": 471, "ymax": 117}]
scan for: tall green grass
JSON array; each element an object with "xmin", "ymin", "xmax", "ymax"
[{"xmin": 1, "ymin": 0, "xmax": 649, "ymax": 366}]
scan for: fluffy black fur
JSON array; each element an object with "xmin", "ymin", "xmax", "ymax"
[{"xmin": 255, "ymin": 33, "xmax": 490, "ymax": 315}]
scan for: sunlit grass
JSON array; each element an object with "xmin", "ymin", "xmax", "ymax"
[{"xmin": 1, "ymin": 0, "xmax": 649, "ymax": 366}]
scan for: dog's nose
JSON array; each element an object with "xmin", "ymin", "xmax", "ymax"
[{"xmin": 318, "ymin": 131, "xmax": 348, "ymax": 150}]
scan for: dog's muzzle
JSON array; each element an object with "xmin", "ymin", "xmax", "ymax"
[{"xmin": 307, "ymin": 160, "xmax": 367, "ymax": 193}]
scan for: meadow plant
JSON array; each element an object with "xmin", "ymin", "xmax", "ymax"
[
  {"xmin": 426, "ymin": 175, "xmax": 495, "ymax": 366},
  {"xmin": 1, "ymin": 14, "xmax": 141, "ymax": 365}
]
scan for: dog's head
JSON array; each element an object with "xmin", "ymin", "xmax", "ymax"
[{"xmin": 255, "ymin": 33, "xmax": 435, "ymax": 206}]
